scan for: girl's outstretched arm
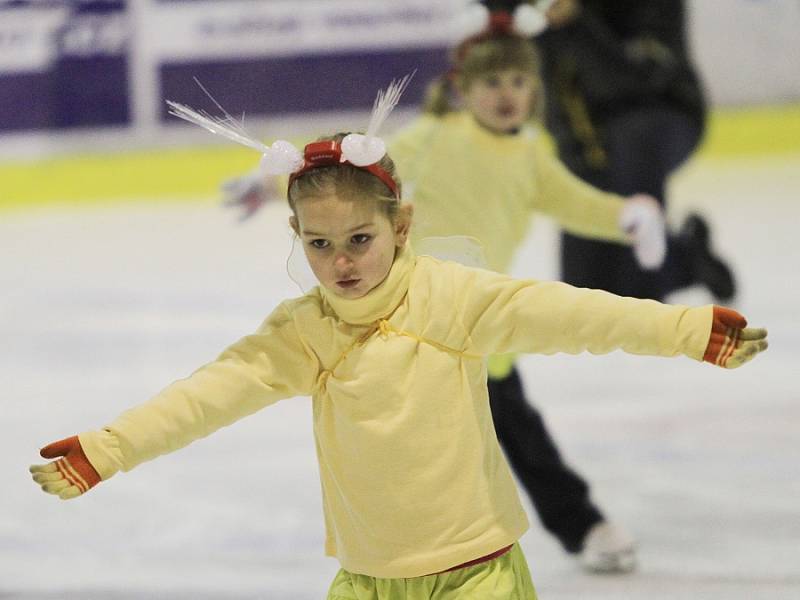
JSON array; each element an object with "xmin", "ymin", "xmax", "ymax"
[
  {"xmin": 30, "ymin": 301, "xmax": 320, "ymax": 499},
  {"xmin": 531, "ymin": 146, "xmax": 626, "ymax": 241},
  {"xmin": 452, "ymin": 263, "xmax": 766, "ymax": 366},
  {"xmin": 532, "ymin": 144, "xmax": 669, "ymax": 270}
]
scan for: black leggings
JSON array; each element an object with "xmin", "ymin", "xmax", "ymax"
[{"xmin": 488, "ymin": 367, "xmax": 603, "ymax": 553}]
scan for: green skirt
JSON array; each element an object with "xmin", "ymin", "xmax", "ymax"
[{"xmin": 327, "ymin": 542, "xmax": 537, "ymax": 600}]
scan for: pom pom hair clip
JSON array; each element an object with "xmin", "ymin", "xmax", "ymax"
[
  {"xmin": 452, "ymin": 0, "xmax": 556, "ymax": 42},
  {"xmin": 166, "ymin": 73, "xmax": 415, "ymax": 199}
]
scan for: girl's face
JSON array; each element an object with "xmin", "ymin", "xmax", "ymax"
[
  {"xmin": 290, "ymin": 193, "xmax": 412, "ymax": 299},
  {"xmin": 461, "ymin": 68, "xmax": 538, "ymax": 134}
]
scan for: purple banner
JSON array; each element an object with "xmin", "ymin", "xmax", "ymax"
[
  {"xmin": 0, "ymin": 0, "xmax": 130, "ymax": 132},
  {"xmin": 159, "ymin": 47, "xmax": 448, "ymax": 121}
]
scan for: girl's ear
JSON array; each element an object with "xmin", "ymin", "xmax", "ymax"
[
  {"xmin": 394, "ymin": 203, "xmax": 414, "ymax": 247},
  {"xmin": 452, "ymin": 75, "xmax": 467, "ymax": 104},
  {"xmin": 289, "ymin": 215, "xmax": 300, "ymax": 236}
]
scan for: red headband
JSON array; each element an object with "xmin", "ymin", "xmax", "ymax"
[
  {"xmin": 453, "ymin": 10, "xmax": 517, "ymax": 67},
  {"xmin": 287, "ymin": 140, "xmax": 400, "ymax": 200},
  {"xmin": 488, "ymin": 10, "xmax": 514, "ymax": 35}
]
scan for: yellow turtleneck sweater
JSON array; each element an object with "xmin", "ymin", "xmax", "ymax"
[
  {"xmin": 79, "ymin": 246, "xmax": 712, "ymax": 578},
  {"xmin": 390, "ymin": 112, "xmax": 627, "ymax": 275}
]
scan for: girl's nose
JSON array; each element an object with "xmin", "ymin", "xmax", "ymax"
[
  {"xmin": 499, "ymin": 84, "xmax": 515, "ymax": 98},
  {"xmin": 334, "ymin": 252, "xmax": 353, "ymax": 269}
]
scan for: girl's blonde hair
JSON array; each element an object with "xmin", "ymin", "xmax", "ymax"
[
  {"xmin": 287, "ymin": 133, "xmax": 403, "ymax": 220},
  {"xmin": 423, "ymin": 35, "xmax": 542, "ymax": 117}
]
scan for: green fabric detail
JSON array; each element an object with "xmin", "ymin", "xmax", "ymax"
[
  {"xmin": 326, "ymin": 543, "xmax": 537, "ymax": 600},
  {"xmin": 487, "ymin": 353, "xmax": 518, "ymax": 380}
]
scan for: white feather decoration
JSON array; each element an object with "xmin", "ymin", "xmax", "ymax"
[
  {"xmin": 166, "ymin": 79, "xmax": 271, "ymax": 154},
  {"xmin": 341, "ymin": 72, "xmax": 414, "ymax": 166},
  {"xmin": 365, "ymin": 72, "xmax": 415, "ymax": 141},
  {"xmin": 166, "ymin": 79, "xmax": 304, "ymax": 175},
  {"xmin": 166, "ymin": 100, "xmax": 271, "ymax": 154}
]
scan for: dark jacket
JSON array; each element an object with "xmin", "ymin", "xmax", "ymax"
[{"xmin": 536, "ymin": 0, "xmax": 706, "ymax": 174}]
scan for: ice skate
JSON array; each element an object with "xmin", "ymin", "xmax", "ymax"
[
  {"xmin": 680, "ymin": 213, "xmax": 737, "ymax": 302},
  {"xmin": 580, "ymin": 521, "xmax": 637, "ymax": 574}
]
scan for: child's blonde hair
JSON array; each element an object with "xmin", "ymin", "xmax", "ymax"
[
  {"xmin": 287, "ymin": 133, "xmax": 403, "ymax": 220},
  {"xmin": 423, "ymin": 35, "xmax": 542, "ymax": 117}
]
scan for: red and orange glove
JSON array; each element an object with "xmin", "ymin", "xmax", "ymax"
[
  {"xmin": 703, "ymin": 307, "xmax": 768, "ymax": 369},
  {"xmin": 29, "ymin": 436, "xmax": 101, "ymax": 500}
]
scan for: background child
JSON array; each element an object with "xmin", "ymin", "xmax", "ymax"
[{"xmin": 30, "ymin": 100, "xmax": 766, "ymax": 598}]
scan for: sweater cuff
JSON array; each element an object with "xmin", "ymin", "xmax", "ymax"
[
  {"xmin": 78, "ymin": 429, "xmax": 126, "ymax": 481},
  {"xmin": 678, "ymin": 305, "xmax": 715, "ymax": 362}
]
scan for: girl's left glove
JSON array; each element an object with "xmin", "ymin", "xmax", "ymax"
[
  {"xmin": 29, "ymin": 435, "xmax": 101, "ymax": 500},
  {"xmin": 620, "ymin": 194, "xmax": 666, "ymax": 270},
  {"xmin": 703, "ymin": 306, "xmax": 768, "ymax": 369},
  {"xmin": 221, "ymin": 168, "xmax": 272, "ymax": 221}
]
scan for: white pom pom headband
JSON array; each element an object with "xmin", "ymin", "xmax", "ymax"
[
  {"xmin": 452, "ymin": 1, "xmax": 556, "ymax": 52},
  {"xmin": 166, "ymin": 73, "xmax": 414, "ymax": 199}
]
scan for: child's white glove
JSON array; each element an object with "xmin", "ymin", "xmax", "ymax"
[
  {"xmin": 221, "ymin": 168, "xmax": 272, "ymax": 221},
  {"xmin": 619, "ymin": 194, "xmax": 666, "ymax": 270}
]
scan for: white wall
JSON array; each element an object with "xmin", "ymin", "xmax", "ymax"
[{"xmin": 688, "ymin": 0, "xmax": 800, "ymax": 106}]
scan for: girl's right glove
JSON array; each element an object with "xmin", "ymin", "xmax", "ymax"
[
  {"xmin": 29, "ymin": 435, "xmax": 101, "ymax": 500},
  {"xmin": 703, "ymin": 306, "xmax": 768, "ymax": 369}
]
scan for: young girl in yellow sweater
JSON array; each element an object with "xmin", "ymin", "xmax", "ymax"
[
  {"xmin": 222, "ymin": 4, "xmax": 675, "ymax": 572},
  {"xmin": 31, "ymin": 81, "xmax": 766, "ymax": 598}
]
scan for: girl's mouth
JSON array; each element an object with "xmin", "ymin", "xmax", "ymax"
[
  {"xmin": 497, "ymin": 105, "xmax": 516, "ymax": 118},
  {"xmin": 337, "ymin": 279, "xmax": 361, "ymax": 289}
]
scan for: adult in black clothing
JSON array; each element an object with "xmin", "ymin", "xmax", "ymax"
[{"xmin": 536, "ymin": 0, "xmax": 736, "ymax": 301}]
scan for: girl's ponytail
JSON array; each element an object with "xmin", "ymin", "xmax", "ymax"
[{"xmin": 422, "ymin": 75, "xmax": 456, "ymax": 116}]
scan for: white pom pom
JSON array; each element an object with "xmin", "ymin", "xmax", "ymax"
[
  {"xmin": 513, "ymin": 4, "xmax": 549, "ymax": 37},
  {"xmin": 341, "ymin": 133, "xmax": 387, "ymax": 167},
  {"xmin": 451, "ymin": 2, "xmax": 490, "ymax": 42},
  {"xmin": 261, "ymin": 139, "xmax": 304, "ymax": 175}
]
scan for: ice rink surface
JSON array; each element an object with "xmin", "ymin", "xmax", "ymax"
[{"xmin": 2, "ymin": 154, "xmax": 798, "ymax": 599}]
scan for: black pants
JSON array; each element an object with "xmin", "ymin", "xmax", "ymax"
[
  {"xmin": 561, "ymin": 106, "xmax": 703, "ymax": 300},
  {"xmin": 489, "ymin": 367, "xmax": 603, "ymax": 553}
]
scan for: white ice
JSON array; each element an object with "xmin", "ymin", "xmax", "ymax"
[{"xmin": 1, "ymin": 154, "xmax": 798, "ymax": 599}]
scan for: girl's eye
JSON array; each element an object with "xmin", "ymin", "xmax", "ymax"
[
  {"xmin": 512, "ymin": 76, "xmax": 526, "ymax": 88},
  {"xmin": 484, "ymin": 76, "xmax": 500, "ymax": 88},
  {"xmin": 309, "ymin": 239, "xmax": 329, "ymax": 249},
  {"xmin": 351, "ymin": 234, "xmax": 372, "ymax": 245}
]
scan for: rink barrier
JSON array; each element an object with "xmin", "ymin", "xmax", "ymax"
[{"xmin": 1, "ymin": 103, "xmax": 799, "ymax": 212}]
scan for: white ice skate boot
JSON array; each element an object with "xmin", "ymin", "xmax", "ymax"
[{"xmin": 580, "ymin": 521, "xmax": 637, "ymax": 574}]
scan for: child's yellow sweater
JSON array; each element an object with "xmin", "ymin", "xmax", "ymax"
[
  {"xmin": 390, "ymin": 112, "xmax": 627, "ymax": 274},
  {"xmin": 78, "ymin": 246, "xmax": 712, "ymax": 578}
]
